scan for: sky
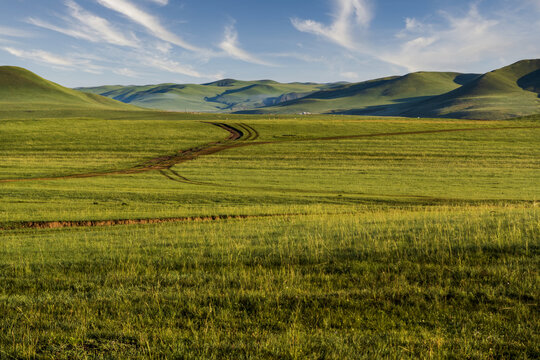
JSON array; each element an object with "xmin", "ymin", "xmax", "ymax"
[{"xmin": 1, "ymin": 0, "xmax": 539, "ymax": 87}]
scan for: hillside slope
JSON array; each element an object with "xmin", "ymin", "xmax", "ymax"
[
  {"xmin": 78, "ymin": 80, "xmax": 333, "ymax": 112},
  {"xmin": 250, "ymin": 72, "xmax": 479, "ymax": 115},
  {"xmin": 0, "ymin": 66, "xmax": 138, "ymax": 112},
  {"xmin": 399, "ymin": 59, "xmax": 540, "ymax": 119},
  {"xmin": 73, "ymin": 59, "xmax": 540, "ymax": 119}
]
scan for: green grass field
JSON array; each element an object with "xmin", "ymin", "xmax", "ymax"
[{"xmin": 0, "ymin": 110, "xmax": 538, "ymax": 359}]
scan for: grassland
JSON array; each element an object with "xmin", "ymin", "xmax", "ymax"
[{"xmin": 0, "ymin": 110, "xmax": 538, "ymax": 359}]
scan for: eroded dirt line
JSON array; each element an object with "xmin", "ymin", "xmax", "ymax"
[
  {"xmin": 157, "ymin": 124, "xmax": 539, "ymax": 186},
  {"xmin": 0, "ymin": 213, "xmax": 320, "ymax": 230},
  {"xmin": 277, "ymin": 125, "xmax": 540, "ymax": 143}
]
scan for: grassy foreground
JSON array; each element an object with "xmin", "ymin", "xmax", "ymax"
[
  {"xmin": 1, "ymin": 206, "xmax": 538, "ymax": 359},
  {"xmin": 0, "ymin": 112, "xmax": 538, "ymax": 358}
]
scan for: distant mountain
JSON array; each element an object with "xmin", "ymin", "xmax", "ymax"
[
  {"xmin": 16, "ymin": 58, "xmax": 534, "ymax": 119},
  {"xmin": 0, "ymin": 66, "xmax": 137, "ymax": 112},
  {"xmin": 78, "ymin": 80, "xmax": 338, "ymax": 113}
]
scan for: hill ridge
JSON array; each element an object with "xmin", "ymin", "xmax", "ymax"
[
  {"xmin": 4, "ymin": 59, "xmax": 539, "ymax": 120},
  {"xmin": 0, "ymin": 66, "xmax": 139, "ymax": 112}
]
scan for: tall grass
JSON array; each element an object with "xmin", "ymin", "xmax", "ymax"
[{"xmin": 1, "ymin": 205, "xmax": 538, "ymax": 359}]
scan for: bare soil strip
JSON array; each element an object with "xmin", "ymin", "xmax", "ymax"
[
  {"xmin": 279, "ymin": 125, "xmax": 540, "ymax": 143},
  {"xmin": 1, "ymin": 123, "xmax": 537, "ymax": 230},
  {"xmin": 0, "ymin": 213, "xmax": 316, "ymax": 230}
]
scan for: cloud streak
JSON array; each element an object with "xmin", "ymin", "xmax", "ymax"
[
  {"xmin": 292, "ymin": 0, "xmax": 372, "ymax": 50},
  {"xmin": 2, "ymin": 46, "xmax": 104, "ymax": 74},
  {"xmin": 0, "ymin": 26, "xmax": 33, "ymax": 38},
  {"xmin": 147, "ymin": 0, "xmax": 169, "ymax": 5},
  {"xmin": 219, "ymin": 24, "xmax": 274, "ymax": 66},
  {"xmin": 3, "ymin": 47, "xmax": 74, "ymax": 67},
  {"xmin": 379, "ymin": 5, "xmax": 534, "ymax": 71},
  {"xmin": 96, "ymin": 0, "xmax": 203, "ymax": 52},
  {"xmin": 28, "ymin": 0, "xmax": 138, "ymax": 47},
  {"xmin": 292, "ymin": 0, "xmax": 540, "ymax": 74}
]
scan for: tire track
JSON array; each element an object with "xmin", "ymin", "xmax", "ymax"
[
  {"xmin": 0, "ymin": 122, "xmax": 246, "ymax": 184},
  {"xmin": 0, "ymin": 212, "xmax": 330, "ymax": 230},
  {"xmin": 159, "ymin": 124, "xmax": 539, "ymax": 187},
  {"xmin": 0, "ymin": 124, "xmax": 537, "ymax": 184}
]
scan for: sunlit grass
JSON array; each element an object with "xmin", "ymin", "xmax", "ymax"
[{"xmin": 0, "ymin": 113, "xmax": 538, "ymax": 358}]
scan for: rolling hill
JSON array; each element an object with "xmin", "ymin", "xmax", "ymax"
[
  {"xmin": 250, "ymin": 60, "xmax": 540, "ymax": 119},
  {"xmin": 76, "ymin": 59, "xmax": 540, "ymax": 119},
  {"xmin": 3, "ymin": 59, "xmax": 539, "ymax": 119},
  {"xmin": 78, "ymin": 79, "xmax": 335, "ymax": 112},
  {"xmin": 249, "ymin": 72, "xmax": 480, "ymax": 115},
  {"xmin": 398, "ymin": 59, "xmax": 540, "ymax": 119},
  {"xmin": 0, "ymin": 66, "xmax": 138, "ymax": 113}
]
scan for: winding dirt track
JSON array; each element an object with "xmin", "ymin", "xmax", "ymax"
[
  {"xmin": 0, "ymin": 123, "xmax": 537, "ymax": 185},
  {"xmin": 0, "ymin": 122, "xmax": 246, "ymax": 183},
  {"xmin": 1, "ymin": 122, "xmax": 538, "ymax": 229}
]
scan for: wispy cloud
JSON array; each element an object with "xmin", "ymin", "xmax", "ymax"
[
  {"xmin": 28, "ymin": 0, "xmax": 138, "ymax": 47},
  {"xmin": 267, "ymin": 52, "xmax": 328, "ymax": 64},
  {"xmin": 95, "ymin": 0, "xmax": 203, "ymax": 52},
  {"xmin": 0, "ymin": 26, "xmax": 33, "ymax": 38},
  {"xmin": 379, "ymin": 5, "xmax": 531, "ymax": 71},
  {"xmin": 218, "ymin": 24, "xmax": 274, "ymax": 66},
  {"xmin": 340, "ymin": 71, "xmax": 361, "ymax": 81},
  {"xmin": 3, "ymin": 46, "xmax": 103, "ymax": 74},
  {"xmin": 140, "ymin": 54, "xmax": 222, "ymax": 79},
  {"xmin": 3, "ymin": 47, "xmax": 73, "ymax": 67},
  {"xmin": 291, "ymin": 0, "xmax": 372, "ymax": 50},
  {"xmin": 114, "ymin": 67, "xmax": 137, "ymax": 77},
  {"xmin": 292, "ymin": 0, "xmax": 540, "ymax": 73},
  {"xmin": 147, "ymin": 0, "xmax": 168, "ymax": 5}
]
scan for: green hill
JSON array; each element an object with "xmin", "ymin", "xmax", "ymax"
[
  {"xmin": 0, "ymin": 66, "xmax": 138, "ymax": 112},
  {"xmin": 399, "ymin": 59, "xmax": 540, "ymax": 119},
  {"xmin": 74, "ymin": 59, "xmax": 540, "ymax": 119},
  {"xmin": 78, "ymin": 80, "xmax": 334, "ymax": 113},
  {"xmin": 250, "ymin": 72, "xmax": 479, "ymax": 115}
]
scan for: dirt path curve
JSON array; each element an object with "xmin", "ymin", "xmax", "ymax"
[
  {"xmin": 158, "ymin": 124, "xmax": 540, "ymax": 185},
  {"xmin": 0, "ymin": 122, "xmax": 249, "ymax": 184},
  {"xmin": 0, "ymin": 123, "xmax": 538, "ymax": 185}
]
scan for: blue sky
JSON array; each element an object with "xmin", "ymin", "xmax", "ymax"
[{"xmin": 1, "ymin": 0, "xmax": 539, "ymax": 87}]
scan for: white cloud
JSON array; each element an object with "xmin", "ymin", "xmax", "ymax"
[
  {"xmin": 4, "ymin": 47, "xmax": 74, "ymax": 67},
  {"xmin": 291, "ymin": 0, "xmax": 540, "ymax": 74},
  {"xmin": 292, "ymin": 0, "xmax": 372, "ymax": 50},
  {"xmin": 147, "ymin": 0, "xmax": 168, "ymax": 5},
  {"xmin": 65, "ymin": 0, "xmax": 138, "ymax": 47},
  {"xmin": 140, "ymin": 54, "xmax": 221, "ymax": 79},
  {"xmin": 142, "ymin": 56, "xmax": 201, "ymax": 77},
  {"xmin": 114, "ymin": 67, "xmax": 137, "ymax": 77},
  {"xmin": 379, "ymin": 5, "xmax": 516, "ymax": 71},
  {"xmin": 340, "ymin": 71, "xmax": 360, "ymax": 80},
  {"xmin": 218, "ymin": 24, "xmax": 274, "ymax": 66},
  {"xmin": 0, "ymin": 26, "xmax": 33, "ymax": 38},
  {"xmin": 96, "ymin": 0, "xmax": 203, "ymax": 52},
  {"xmin": 155, "ymin": 42, "xmax": 172, "ymax": 54},
  {"xmin": 268, "ymin": 52, "xmax": 327, "ymax": 64},
  {"xmin": 28, "ymin": 0, "xmax": 138, "ymax": 47},
  {"xmin": 3, "ymin": 46, "xmax": 106, "ymax": 74}
]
